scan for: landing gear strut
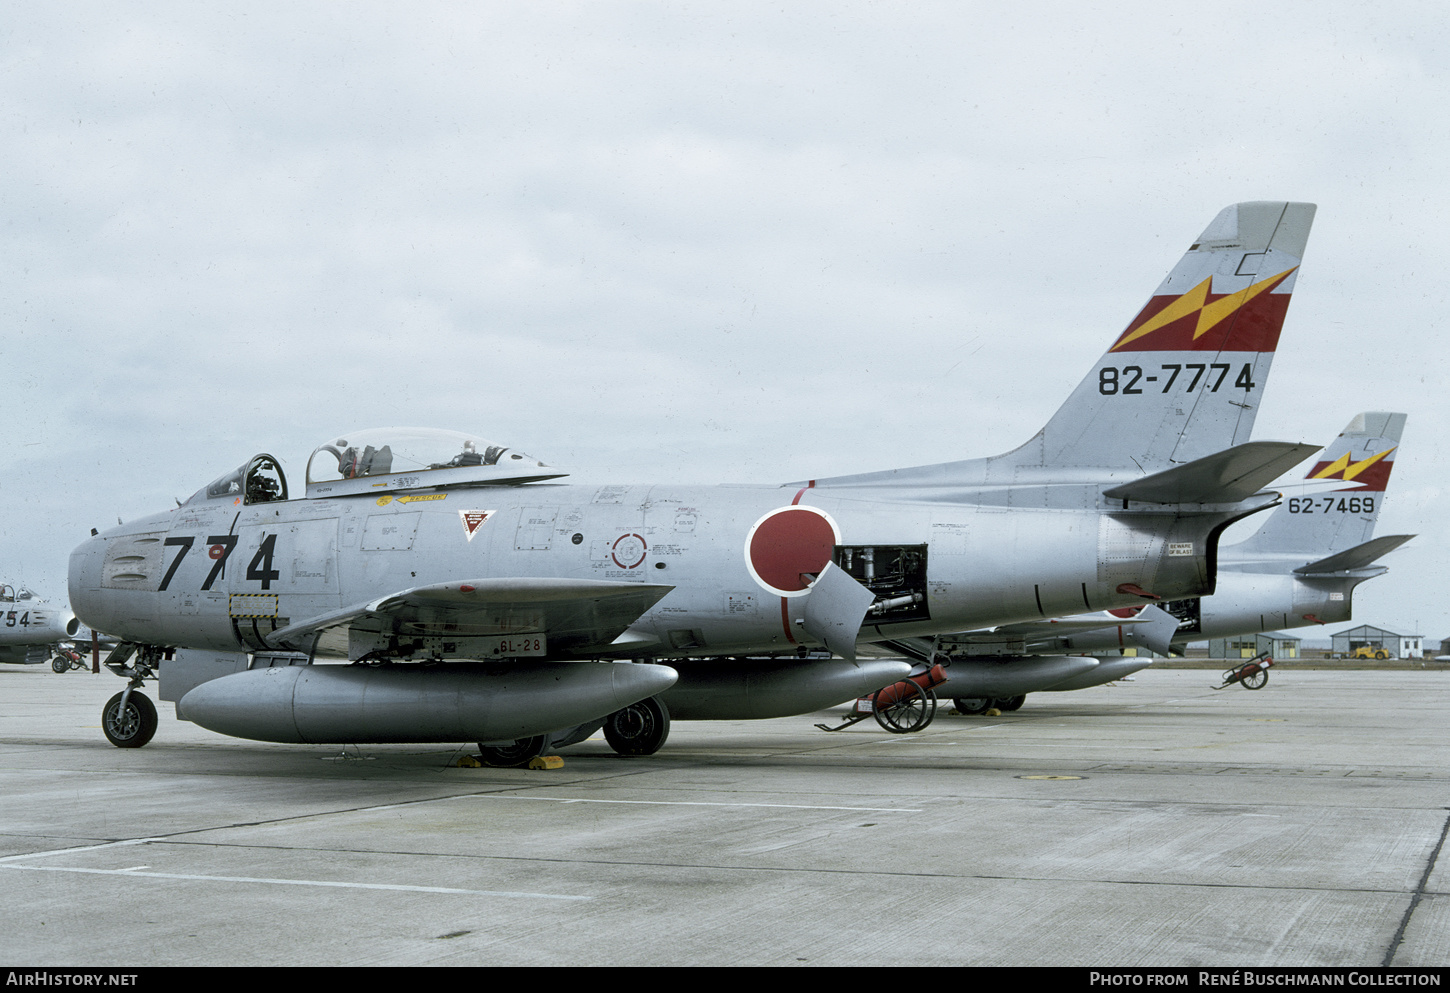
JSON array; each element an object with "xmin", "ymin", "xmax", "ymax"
[{"xmin": 100, "ymin": 644, "xmax": 163, "ymax": 748}]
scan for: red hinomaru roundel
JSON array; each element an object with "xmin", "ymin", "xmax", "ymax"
[{"xmin": 743, "ymin": 506, "xmax": 841, "ymax": 598}]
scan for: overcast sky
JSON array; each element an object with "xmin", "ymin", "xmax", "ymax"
[{"xmin": 4, "ymin": 2, "xmax": 1448, "ymax": 645}]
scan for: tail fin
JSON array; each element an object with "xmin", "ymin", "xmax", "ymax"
[
  {"xmin": 1002, "ymin": 202, "xmax": 1316, "ymax": 473},
  {"xmin": 806, "ymin": 202, "xmax": 1317, "ymax": 492},
  {"xmin": 1231, "ymin": 412, "xmax": 1407, "ymax": 559}
]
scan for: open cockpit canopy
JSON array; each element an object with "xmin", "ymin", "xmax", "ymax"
[
  {"xmin": 184, "ymin": 454, "xmax": 288, "ymax": 507},
  {"xmin": 181, "ymin": 429, "xmax": 562, "ymax": 507},
  {"xmin": 304, "ymin": 427, "xmax": 564, "ymax": 497}
]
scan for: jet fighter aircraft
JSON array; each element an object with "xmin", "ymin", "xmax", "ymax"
[
  {"xmin": 68, "ymin": 201, "xmax": 1322, "ymax": 762},
  {"xmin": 0, "ymin": 584, "xmax": 80, "ymax": 667},
  {"xmin": 1163, "ymin": 410, "xmax": 1411, "ymax": 646},
  {"xmin": 921, "ymin": 411, "xmax": 1411, "ymax": 714}
]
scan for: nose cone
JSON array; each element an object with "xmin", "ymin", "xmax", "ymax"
[
  {"xmin": 67, "ymin": 532, "xmax": 109, "ymax": 633},
  {"xmin": 611, "ymin": 661, "xmax": 679, "ymax": 707}
]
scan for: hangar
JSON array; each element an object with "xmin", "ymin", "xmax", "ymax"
[{"xmin": 1330, "ymin": 625, "xmax": 1423, "ymax": 659}]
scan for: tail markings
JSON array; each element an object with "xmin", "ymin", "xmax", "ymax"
[
  {"xmin": 1110, "ymin": 268, "xmax": 1297, "ymax": 353},
  {"xmin": 1307, "ymin": 447, "xmax": 1397, "ymax": 489}
]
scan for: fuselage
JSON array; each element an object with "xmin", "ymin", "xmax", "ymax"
[
  {"xmin": 0, "ymin": 587, "xmax": 78, "ymax": 651},
  {"xmin": 1168, "ymin": 567, "xmax": 1372, "ymax": 644},
  {"xmin": 68, "ymin": 478, "xmax": 1232, "ymax": 661}
]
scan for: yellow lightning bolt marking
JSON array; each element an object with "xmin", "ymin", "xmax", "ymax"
[
  {"xmin": 1309, "ymin": 447, "xmax": 1396, "ymax": 481},
  {"xmin": 1111, "ymin": 267, "xmax": 1298, "ymax": 352}
]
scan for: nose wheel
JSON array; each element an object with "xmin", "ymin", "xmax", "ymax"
[{"xmin": 103, "ymin": 691, "xmax": 158, "ymax": 748}]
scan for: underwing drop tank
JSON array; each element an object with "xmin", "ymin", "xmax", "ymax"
[
  {"xmin": 1039, "ymin": 655, "xmax": 1154, "ymax": 691},
  {"xmin": 942, "ymin": 655, "xmax": 1102, "ymax": 698},
  {"xmin": 178, "ymin": 660, "xmax": 678, "ymax": 744},
  {"xmin": 659, "ymin": 658, "xmax": 912, "ymax": 720}
]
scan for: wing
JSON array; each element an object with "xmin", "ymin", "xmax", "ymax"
[
  {"xmin": 992, "ymin": 613, "xmax": 1163, "ymax": 637},
  {"xmin": 264, "ymin": 578, "xmax": 673, "ymax": 660},
  {"xmin": 0, "ymin": 644, "xmax": 52, "ymax": 665}
]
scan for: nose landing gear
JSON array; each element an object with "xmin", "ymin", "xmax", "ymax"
[{"xmin": 99, "ymin": 643, "xmax": 164, "ymax": 748}]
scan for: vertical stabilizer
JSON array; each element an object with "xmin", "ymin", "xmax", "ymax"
[
  {"xmin": 1003, "ymin": 202, "xmax": 1316, "ymax": 474},
  {"xmin": 1230, "ymin": 412, "xmax": 1406, "ymax": 559}
]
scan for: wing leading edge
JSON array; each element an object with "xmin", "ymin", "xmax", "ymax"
[{"xmin": 264, "ymin": 578, "xmax": 674, "ymax": 660}]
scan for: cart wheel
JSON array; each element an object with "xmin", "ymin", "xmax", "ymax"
[
  {"xmin": 874, "ymin": 682, "xmax": 936, "ymax": 733},
  {"xmin": 103, "ymin": 692, "xmax": 157, "ymax": 748},
  {"xmin": 1241, "ymin": 669, "xmax": 1268, "ymax": 690},
  {"xmin": 478, "ymin": 736, "xmax": 549, "ymax": 767},
  {"xmin": 52, "ymin": 656, "xmax": 70, "ymax": 674},
  {"xmin": 953, "ymin": 696, "xmax": 992, "ymax": 715}
]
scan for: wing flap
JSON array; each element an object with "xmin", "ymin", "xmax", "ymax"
[{"xmin": 266, "ymin": 578, "xmax": 673, "ymax": 659}]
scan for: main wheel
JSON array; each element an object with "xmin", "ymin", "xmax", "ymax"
[
  {"xmin": 1241, "ymin": 669, "xmax": 1268, "ymax": 690},
  {"xmin": 953, "ymin": 696, "xmax": 992, "ymax": 715},
  {"xmin": 103, "ymin": 691, "xmax": 157, "ymax": 748},
  {"xmin": 874, "ymin": 682, "xmax": 936, "ymax": 733},
  {"xmin": 997, "ymin": 694, "xmax": 1027, "ymax": 711},
  {"xmin": 603, "ymin": 696, "xmax": 671, "ymax": 756},
  {"xmin": 52, "ymin": 656, "xmax": 70, "ymax": 674},
  {"xmin": 478, "ymin": 736, "xmax": 549, "ymax": 767}
]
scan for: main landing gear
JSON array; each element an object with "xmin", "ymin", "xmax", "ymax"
[
  {"xmin": 601, "ymin": 695, "xmax": 671, "ymax": 756},
  {"xmin": 953, "ymin": 694, "xmax": 1026, "ymax": 715},
  {"xmin": 477, "ymin": 735, "xmax": 550, "ymax": 767},
  {"xmin": 476, "ymin": 695, "xmax": 672, "ymax": 767}
]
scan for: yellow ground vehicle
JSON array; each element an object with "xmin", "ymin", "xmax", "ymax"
[{"xmin": 1348, "ymin": 646, "xmax": 1391, "ymax": 660}]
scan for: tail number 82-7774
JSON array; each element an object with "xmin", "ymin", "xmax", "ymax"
[{"xmin": 1098, "ymin": 363, "xmax": 1255, "ymax": 395}]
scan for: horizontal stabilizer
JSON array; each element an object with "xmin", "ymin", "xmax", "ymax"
[
  {"xmin": 1295, "ymin": 534, "xmax": 1414, "ymax": 575},
  {"xmin": 1103, "ymin": 441, "xmax": 1319, "ymax": 505},
  {"xmin": 1229, "ymin": 411, "xmax": 1407, "ymax": 559},
  {"xmin": 266, "ymin": 578, "xmax": 673, "ymax": 658}
]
